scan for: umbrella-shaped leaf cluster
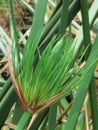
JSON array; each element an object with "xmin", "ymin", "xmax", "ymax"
[
  {"xmin": 8, "ymin": 0, "xmax": 98, "ymax": 114},
  {"xmin": 10, "ymin": 35, "xmax": 80, "ymax": 113}
]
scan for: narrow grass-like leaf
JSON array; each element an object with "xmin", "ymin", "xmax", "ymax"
[
  {"xmin": 8, "ymin": 0, "xmax": 20, "ymax": 70},
  {"xmin": 20, "ymin": 0, "xmax": 48, "ymax": 95},
  {"xmin": 89, "ymin": 76, "xmax": 98, "ymax": 130},
  {"xmin": 24, "ymin": 0, "xmax": 48, "ymax": 47},
  {"xmin": 31, "ymin": 0, "xmax": 48, "ymax": 36}
]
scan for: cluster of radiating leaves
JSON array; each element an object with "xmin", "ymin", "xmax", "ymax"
[
  {"xmin": 14, "ymin": 36, "xmax": 79, "ymax": 108},
  {"xmin": 9, "ymin": 0, "xmax": 98, "ymax": 115},
  {"xmin": 7, "ymin": 0, "xmax": 98, "ymax": 129}
]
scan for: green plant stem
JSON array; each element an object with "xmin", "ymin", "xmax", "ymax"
[
  {"xmin": 64, "ymin": 33, "xmax": 98, "ymax": 130},
  {"xmin": 40, "ymin": 0, "xmax": 80, "ymax": 48},
  {"xmin": 41, "ymin": 7, "xmax": 61, "ymax": 42},
  {"xmin": 76, "ymin": 113, "xmax": 85, "ymax": 130},
  {"xmin": 11, "ymin": 101, "xmax": 24, "ymax": 125},
  {"xmin": 80, "ymin": 0, "xmax": 91, "ymax": 57},
  {"xmin": 80, "ymin": 0, "xmax": 90, "ymax": 42},
  {"xmin": 20, "ymin": 0, "xmax": 35, "ymax": 14},
  {"xmin": 80, "ymin": 1, "xmax": 98, "ymax": 130},
  {"xmin": 0, "ymin": 78, "xmax": 12, "ymax": 101},
  {"xmin": 29, "ymin": 109, "xmax": 48, "ymax": 130},
  {"xmin": 58, "ymin": 102, "xmax": 72, "ymax": 123},
  {"xmin": 59, "ymin": 0, "xmax": 69, "ymax": 35},
  {"xmin": 26, "ymin": 0, "xmax": 48, "ymax": 46},
  {"xmin": 0, "ymin": 86, "xmax": 17, "ymax": 128},
  {"xmin": 39, "ymin": 116, "xmax": 48, "ymax": 130},
  {"xmin": 48, "ymin": 103, "xmax": 57, "ymax": 130},
  {"xmin": 15, "ymin": 111, "xmax": 32, "ymax": 130},
  {"xmin": 64, "ymin": 69, "xmax": 94, "ymax": 130},
  {"xmin": 41, "ymin": 0, "xmax": 73, "ymax": 42},
  {"xmin": 89, "ymin": 76, "xmax": 98, "ymax": 130},
  {"xmin": 73, "ymin": 0, "xmax": 98, "ymax": 58}
]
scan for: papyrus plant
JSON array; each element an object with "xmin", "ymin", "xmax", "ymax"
[
  {"xmin": 8, "ymin": 0, "xmax": 97, "ymax": 114},
  {"xmin": 9, "ymin": 33, "xmax": 80, "ymax": 113}
]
